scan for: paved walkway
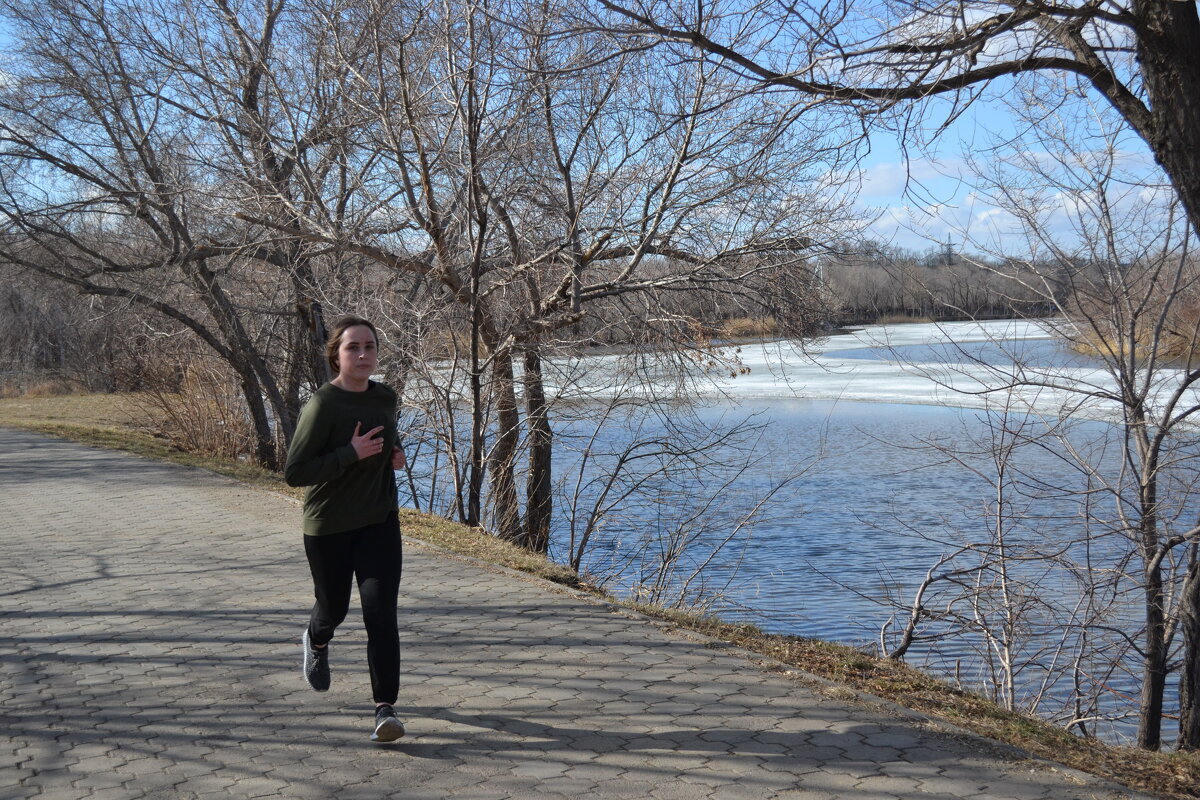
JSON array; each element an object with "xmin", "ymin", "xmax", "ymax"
[{"xmin": 0, "ymin": 427, "xmax": 1153, "ymax": 799}]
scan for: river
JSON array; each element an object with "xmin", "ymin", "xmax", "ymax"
[{"xmin": 404, "ymin": 319, "xmax": 1200, "ymax": 743}]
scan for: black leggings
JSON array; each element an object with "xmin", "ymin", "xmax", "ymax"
[{"xmin": 304, "ymin": 511, "xmax": 402, "ymax": 705}]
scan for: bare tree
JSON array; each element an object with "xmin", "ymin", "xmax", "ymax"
[
  {"xmin": 0, "ymin": 0, "xmax": 852, "ymax": 604},
  {"xmin": 0, "ymin": 277, "xmax": 146, "ymax": 393},
  {"xmin": 878, "ymin": 394, "xmax": 1136, "ymax": 735},
  {"xmin": 241, "ymin": 0, "xmax": 855, "ymax": 548},
  {"xmin": 592, "ymin": 0, "xmax": 1200, "ymax": 245},
  {"xmin": 0, "ymin": 0, "xmax": 380, "ymax": 466},
  {"xmin": 874, "ymin": 94, "xmax": 1200, "ymax": 749},
  {"xmin": 820, "ymin": 242, "xmax": 1048, "ymax": 323}
]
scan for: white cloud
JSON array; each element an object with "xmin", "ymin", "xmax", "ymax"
[{"xmin": 974, "ymin": 208, "xmax": 1009, "ymax": 223}]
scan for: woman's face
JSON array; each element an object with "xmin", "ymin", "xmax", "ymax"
[{"xmin": 335, "ymin": 325, "xmax": 378, "ymax": 378}]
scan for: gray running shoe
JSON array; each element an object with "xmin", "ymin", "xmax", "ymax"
[
  {"xmin": 302, "ymin": 629, "xmax": 330, "ymax": 692},
  {"xmin": 371, "ymin": 704, "xmax": 405, "ymax": 742}
]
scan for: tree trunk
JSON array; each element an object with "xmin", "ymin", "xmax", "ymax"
[
  {"xmin": 523, "ymin": 345, "xmax": 553, "ymax": 554},
  {"xmin": 1178, "ymin": 554, "xmax": 1200, "ymax": 749},
  {"xmin": 285, "ymin": 293, "xmax": 328, "ymax": 439},
  {"xmin": 1134, "ymin": 416, "xmax": 1167, "ymax": 751},
  {"xmin": 1136, "ymin": 0, "xmax": 1200, "ymax": 237},
  {"xmin": 235, "ymin": 360, "xmax": 278, "ymax": 469},
  {"xmin": 298, "ymin": 284, "xmax": 332, "ymax": 388},
  {"xmin": 187, "ymin": 260, "xmax": 285, "ymax": 468},
  {"xmin": 468, "ymin": 294, "xmax": 485, "ymax": 528},
  {"xmin": 1138, "ymin": 557, "xmax": 1167, "ymax": 750},
  {"xmin": 487, "ymin": 345, "xmax": 523, "ymax": 545}
]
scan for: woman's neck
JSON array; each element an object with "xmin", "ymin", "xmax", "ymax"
[{"xmin": 331, "ymin": 375, "xmax": 370, "ymax": 392}]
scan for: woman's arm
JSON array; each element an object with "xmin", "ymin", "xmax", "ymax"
[{"xmin": 284, "ymin": 398, "xmax": 358, "ymax": 487}]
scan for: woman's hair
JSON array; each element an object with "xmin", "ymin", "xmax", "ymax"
[{"xmin": 325, "ymin": 316, "xmax": 379, "ymax": 375}]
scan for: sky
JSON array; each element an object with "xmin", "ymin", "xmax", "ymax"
[
  {"xmin": 845, "ymin": 74, "xmax": 1170, "ymax": 259},
  {"xmin": 796, "ymin": 1, "xmax": 1174, "ymax": 261},
  {"xmin": 854, "ymin": 100, "xmax": 1032, "ymax": 255}
]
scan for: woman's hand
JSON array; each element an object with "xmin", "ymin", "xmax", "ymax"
[
  {"xmin": 391, "ymin": 446, "xmax": 407, "ymax": 470},
  {"xmin": 350, "ymin": 422, "xmax": 386, "ymax": 460}
]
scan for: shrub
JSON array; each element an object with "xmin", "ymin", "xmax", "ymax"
[{"xmin": 134, "ymin": 356, "xmax": 258, "ymax": 461}]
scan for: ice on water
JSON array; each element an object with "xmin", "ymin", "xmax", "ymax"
[{"xmin": 561, "ymin": 319, "xmax": 1197, "ymax": 423}]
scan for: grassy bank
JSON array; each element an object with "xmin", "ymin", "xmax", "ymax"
[{"xmin": 1, "ymin": 392, "xmax": 1196, "ymax": 798}]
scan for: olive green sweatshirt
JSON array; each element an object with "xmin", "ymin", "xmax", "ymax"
[{"xmin": 284, "ymin": 381, "xmax": 399, "ymax": 536}]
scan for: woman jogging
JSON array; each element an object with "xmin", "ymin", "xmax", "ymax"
[{"xmin": 284, "ymin": 316, "xmax": 407, "ymax": 743}]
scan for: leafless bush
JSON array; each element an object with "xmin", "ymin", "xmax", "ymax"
[
  {"xmin": 133, "ymin": 353, "xmax": 258, "ymax": 462},
  {"xmin": 0, "ymin": 278, "xmax": 148, "ymax": 394}
]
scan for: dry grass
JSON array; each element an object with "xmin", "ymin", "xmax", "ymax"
[
  {"xmin": 3, "ymin": 389, "xmax": 1199, "ymax": 798},
  {"xmin": 1069, "ymin": 327, "xmax": 1200, "ymax": 367},
  {"xmin": 0, "ymin": 391, "xmax": 285, "ymax": 495},
  {"xmin": 0, "ymin": 377, "xmax": 82, "ymax": 398},
  {"xmin": 719, "ymin": 316, "xmax": 779, "ymax": 339},
  {"xmin": 395, "ymin": 508, "xmax": 582, "ymax": 587},
  {"xmin": 0, "ymin": 391, "xmax": 145, "ymax": 425},
  {"xmin": 875, "ymin": 314, "xmax": 935, "ymax": 325}
]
